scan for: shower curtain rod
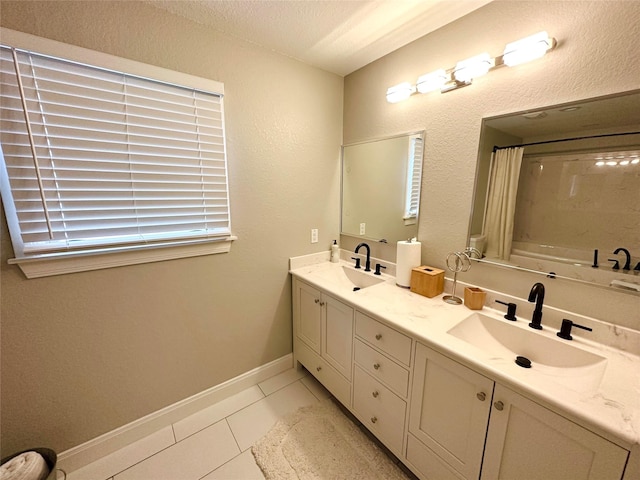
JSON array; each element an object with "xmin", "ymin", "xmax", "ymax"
[{"xmin": 492, "ymin": 131, "xmax": 640, "ymax": 152}]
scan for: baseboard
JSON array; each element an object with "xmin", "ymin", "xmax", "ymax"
[{"xmin": 57, "ymin": 353, "xmax": 293, "ymax": 473}]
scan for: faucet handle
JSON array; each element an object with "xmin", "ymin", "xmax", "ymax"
[
  {"xmin": 557, "ymin": 319, "xmax": 592, "ymax": 341},
  {"xmin": 374, "ymin": 263, "xmax": 386, "ymax": 275},
  {"xmin": 495, "ymin": 300, "xmax": 517, "ymax": 321},
  {"xmin": 608, "ymin": 259, "xmax": 620, "ymax": 270},
  {"xmin": 351, "ymin": 257, "xmax": 361, "ymax": 269}
]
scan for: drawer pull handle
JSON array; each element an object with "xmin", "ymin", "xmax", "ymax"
[
  {"xmin": 316, "ymin": 366, "xmax": 322, "ymax": 372},
  {"xmin": 372, "ymin": 390, "xmax": 379, "ymax": 398},
  {"xmin": 375, "ymin": 333, "xmax": 382, "ymax": 340},
  {"xmin": 371, "ymin": 416, "xmax": 378, "ymax": 424},
  {"xmin": 373, "ymin": 363, "xmax": 380, "ymax": 370},
  {"xmin": 314, "ymin": 298, "xmax": 320, "ymax": 304},
  {"xmin": 494, "ymin": 401, "xmax": 504, "ymax": 411},
  {"xmin": 319, "ymin": 301, "xmax": 325, "ymax": 306},
  {"xmin": 477, "ymin": 392, "xmax": 486, "ymax": 401}
]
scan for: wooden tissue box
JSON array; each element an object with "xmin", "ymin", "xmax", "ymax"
[
  {"xmin": 410, "ymin": 266, "xmax": 444, "ymax": 298},
  {"xmin": 464, "ymin": 287, "xmax": 486, "ymax": 310}
]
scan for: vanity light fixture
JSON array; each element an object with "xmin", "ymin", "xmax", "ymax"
[
  {"xmin": 386, "ymin": 31, "xmax": 556, "ymax": 103},
  {"xmin": 386, "ymin": 82, "xmax": 416, "ymax": 103},
  {"xmin": 596, "ymin": 153, "xmax": 640, "ymax": 167}
]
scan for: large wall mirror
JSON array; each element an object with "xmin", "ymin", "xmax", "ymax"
[
  {"xmin": 342, "ymin": 132, "xmax": 424, "ymax": 243},
  {"xmin": 469, "ymin": 90, "xmax": 640, "ymax": 295}
]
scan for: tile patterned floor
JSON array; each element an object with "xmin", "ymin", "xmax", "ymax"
[{"xmin": 64, "ymin": 367, "xmax": 414, "ymax": 480}]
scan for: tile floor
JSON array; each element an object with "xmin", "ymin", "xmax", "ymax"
[{"xmin": 63, "ymin": 367, "xmax": 414, "ymax": 480}]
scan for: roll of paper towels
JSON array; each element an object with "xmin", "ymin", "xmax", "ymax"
[{"xmin": 396, "ymin": 240, "xmax": 422, "ymax": 287}]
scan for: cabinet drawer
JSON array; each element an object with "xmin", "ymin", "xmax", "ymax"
[
  {"xmin": 354, "ymin": 339, "xmax": 409, "ymax": 397},
  {"xmin": 406, "ymin": 434, "xmax": 465, "ymax": 480},
  {"xmin": 355, "ymin": 311, "xmax": 411, "ymax": 366},
  {"xmin": 295, "ymin": 338, "xmax": 351, "ymax": 407},
  {"xmin": 353, "ymin": 366, "xmax": 406, "ymax": 454}
]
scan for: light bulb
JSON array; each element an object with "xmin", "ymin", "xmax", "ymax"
[
  {"xmin": 416, "ymin": 69, "xmax": 448, "ymax": 93},
  {"xmin": 386, "ymin": 82, "xmax": 415, "ymax": 103},
  {"xmin": 453, "ymin": 53, "xmax": 492, "ymax": 82},
  {"xmin": 503, "ymin": 31, "xmax": 554, "ymax": 67}
]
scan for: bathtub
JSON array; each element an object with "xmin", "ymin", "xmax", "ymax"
[{"xmin": 510, "ymin": 241, "xmax": 593, "ymax": 267}]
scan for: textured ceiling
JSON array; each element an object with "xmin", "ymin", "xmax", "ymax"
[{"xmin": 147, "ymin": 0, "xmax": 493, "ymax": 76}]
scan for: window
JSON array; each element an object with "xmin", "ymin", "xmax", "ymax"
[
  {"xmin": 404, "ymin": 135, "xmax": 423, "ymax": 224},
  {"xmin": 0, "ymin": 29, "xmax": 234, "ymax": 278}
]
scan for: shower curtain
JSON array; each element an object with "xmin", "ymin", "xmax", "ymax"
[{"xmin": 483, "ymin": 147, "xmax": 524, "ymax": 260}]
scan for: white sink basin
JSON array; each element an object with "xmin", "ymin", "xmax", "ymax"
[
  {"xmin": 340, "ymin": 266, "xmax": 385, "ymax": 290},
  {"xmin": 448, "ymin": 313, "xmax": 607, "ymax": 393},
  {"xmin": 448, "ymin": 313, "xmax": 605, "ymax": 368}
]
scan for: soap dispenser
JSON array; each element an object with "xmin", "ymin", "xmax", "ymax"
[{"xmin": 330, "ymin": 240, "xmax": 340, "ymax": 263}]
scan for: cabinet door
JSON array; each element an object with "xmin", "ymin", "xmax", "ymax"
[
  {"xmin": 482, "ymin": 384, "xmax": 628, "ymax": 480},
  {"xmin": 409, "ymin": 343, "xmax": 494, "ymax": 480},
  {"xmin": 295, "ymin": 281, "xmax": 321, "ymax": 354},
  {"xmin": 322, "ymin": 293, "xmax": 354, "ymax": 380}
]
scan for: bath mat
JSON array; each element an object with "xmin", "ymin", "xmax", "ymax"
[{"xmin": 251, "ymin": 398, "xmax": 409, "ymax": 479}]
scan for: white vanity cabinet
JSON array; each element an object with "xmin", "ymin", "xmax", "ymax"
[
  {"xmin": 408, "ymin": 342, "xmax": 629, "ymax": 480},
  {"xmin": 482, "ymin": 384, "xmax": 629, "ymax": 480},
  {"xmin": 408, "ymin": 343, "xmax": 494, "ymax": 480},
  {"xmin": 293, "ymin": 279, "xmax": 353, "ymax": 407},
  {"xmin": 291, "ymin": 267, "xmax": 632, "ymax": 480},
  {"xmin": 352, "ymin": 311, "xmax": 412, "ymax": 455}
]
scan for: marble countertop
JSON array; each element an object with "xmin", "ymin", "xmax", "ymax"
[{"xmin": 290, "ymin": 253, "xmax": 640, "ymax": 451}]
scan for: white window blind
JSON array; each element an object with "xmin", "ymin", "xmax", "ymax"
[
  {"xmin": 0, "ymin": 44, "xmax": 233, "ymax": 263},
  {"xmin": 404, "ymin": 135, "xmax": 423, "ymax": 221}
]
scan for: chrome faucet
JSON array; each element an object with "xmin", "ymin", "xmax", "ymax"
[
  {"xmin": 527, "ymin": 282, "xmax": 545, "ymax": 330},
  {"xmin": 355, "ymin": 242, "xmax": 371, "ymax": 272}
]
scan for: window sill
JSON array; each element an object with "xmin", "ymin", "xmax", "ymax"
[{"xmin": 9, "ymin": 236, "xmax": 237, "ymax": 278}]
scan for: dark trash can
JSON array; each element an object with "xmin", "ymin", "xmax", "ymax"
[{"xmin": 0, "ymin": 448, "xmax": 60, "ymax": 480}]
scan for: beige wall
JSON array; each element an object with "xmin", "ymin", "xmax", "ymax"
[
  {"xmin": 0, "ymin": 1, "xmax": 343, "ymax": 455},
  {"xmin": 3, "ymin": 0, "xmax": 640, "ymax": 459},
  {"xmin": 343, "ymin": 1, "xmax": 640, "ymax": 326}
]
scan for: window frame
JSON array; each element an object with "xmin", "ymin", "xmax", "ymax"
[{"xmin": 0, "ymin": 28, "xmax": 236, "ymax": 278}]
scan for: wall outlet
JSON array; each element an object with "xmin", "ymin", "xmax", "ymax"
[
  {"xmin": 311, "ymin": 228, "xmax": 318, "ymax": 243},
  {"xmin": 359, "ymin": 223, "xmax": 366, "ymax": 235}
]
